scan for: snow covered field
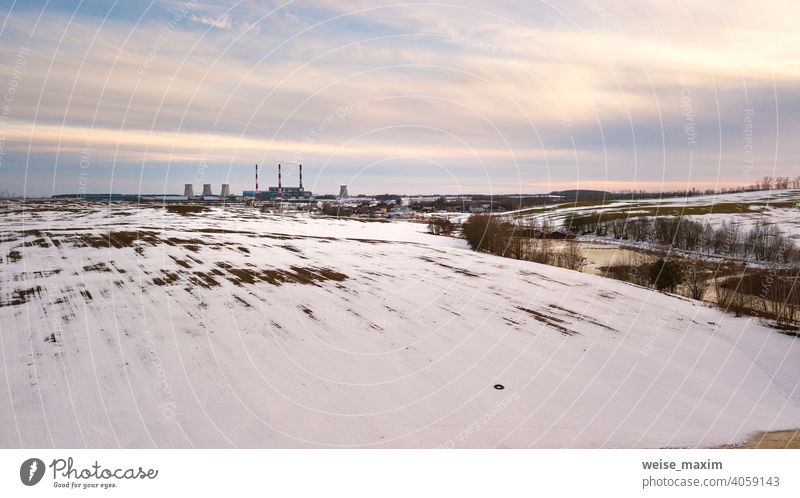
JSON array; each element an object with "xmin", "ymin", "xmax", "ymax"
[{"xmin": 1, "ymin": 201, "xmax": 799, "ymax": 448}]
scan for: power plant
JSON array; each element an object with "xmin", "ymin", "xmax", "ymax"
[
  {"xmin": 171, "ymin": 164, "xmax": 315, "ymax": 204},
  {"xmin": 243, "ymin": 163, "xmax": 312, "ymax": 201}
]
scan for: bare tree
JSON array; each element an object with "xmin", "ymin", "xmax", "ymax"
[
  {"xmin": 684, "ymin": 264, "xmax": 710, "ymax": 300},
  {"xmin": 714, "ymin": 276, "xmax": 735, "ymax": 310},
  {"xmin": 759, "ymin": 269, "xmax": 799, "ymax": 329},
  {"xmin": 715, "ymin": 274, "xmax": 754, "ymax": 317},
  {"xmin": 557, "ymin": 241, "xmax": 586, "ymax": 271},
  {"xmin": 529, "ymin": 237, "xmax": 554, "ymax": 265}
]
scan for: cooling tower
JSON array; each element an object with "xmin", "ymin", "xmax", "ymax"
[
  {"xmin": 220, "ymin": 184, "xmax": 231, "ymax": 197},
  {"xmin": 202, "ymin": 184, "xmax": 213, "ymax": 196},
  {"xmin": 338, "ymin": 185, "xmax": 349, "ymax": 199},
  {"xmin": 183, "ymin": 184, "xmax": 194, "ymax": 197}
]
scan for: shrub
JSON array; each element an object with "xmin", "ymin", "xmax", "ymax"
[
  {"xmin": 427, "ymin": 217, "xmax": 455, "ymax": 236},
  {"xmin": 462, "ymin": 214, "xmax": 511, "ymax": 253},
  {"xmin": 649, "ymin": 259, "xmax": 683, "ymax": 293},
  {"xmin": 555, "ymin": 241, "xmax": 585, "ymax": 271},
  {"xmin": 714, "ymin": 272, "xmax": 757, "ymax": 317},
  {"xmin": 683, "ymin": 264, "xmax": 710, "ymax": 300},
  {"xmin": 602, "ymin": 252, "xmax": 652, "ymax": 287}
]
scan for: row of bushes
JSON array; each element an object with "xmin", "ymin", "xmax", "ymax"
[
  {"xmin": 603, "ymin": 254, "xmax": 799, "ymax": 331},
  {"xmin": 460, "ymin": 214, "xmax": 585, "ymax": 271},
  {"xmin": 565, "ymin": 215, "xmax": 799, "ymax": 264},
  {"xmin": 716, "ymin": 269, "xmax": 799, "ymax": 328}
]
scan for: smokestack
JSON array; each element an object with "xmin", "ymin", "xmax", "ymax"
[
  {"xmin": 220, "ymin": 184, "xmax": 230, "ymax": 197},
  {"xmin": 183, "ymin": 184, "xmax": 194, "ymax": 197},
  {"xmin": 202, "ymin": 184, "xmax": 212, "ymax": 196},
  {"xmin": 278, "ymin": 163, "xmax": 283, "ymax": 200},
  {"xmin": 299, "ymin": 164, "xmax": 303, "ymax": 190},
  {"xmin": 255, "ymin": 164, "xmax": 259, "ymax": 201}
]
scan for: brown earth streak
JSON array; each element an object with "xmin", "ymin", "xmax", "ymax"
[{"xmin": 718, "ymin": 429, "xmax": 800, "ymax": 449}]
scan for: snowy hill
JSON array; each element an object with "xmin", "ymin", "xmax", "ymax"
[{"xmin": 1, "ymin": 202, "xmax": 798, "ymax": 448}]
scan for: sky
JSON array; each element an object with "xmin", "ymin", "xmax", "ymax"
[{"xmin": 0, "ymin": 0, "xmax": 798, "ymax": 196}]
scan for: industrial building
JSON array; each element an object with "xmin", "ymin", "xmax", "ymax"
[
  {"xmin": 175, "ymin": 183, "xmax": 235, "ymax": 200},
  {"xmin": 243, "ymin": 186, "xmax": 311, "ymax": 200},
  {"xmin": 244, "ymin": 163, "xmax": 312, "ymax": 201}
]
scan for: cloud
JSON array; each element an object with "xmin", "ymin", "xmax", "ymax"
[
  {"xmin": 189, "ymin": 13, "xmax": 232, "ymax": 30},
  {"xmin": 0, "ymin": 1, "xmax": 798, "ymax": 195}
]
